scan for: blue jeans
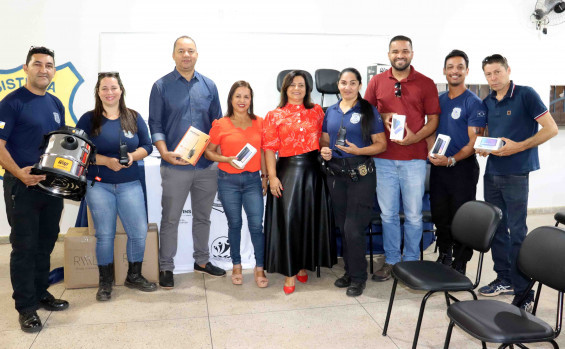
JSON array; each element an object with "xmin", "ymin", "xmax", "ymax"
[
  {"xmin": 217, "ymin": 170, "xmax": 265, "ymax": 267},
  {"xmin": 86, "ymin": 180, "xmax": 148, "ymax": 266},
  {"xmin": 374, "ymin": 158, "xmax": 426, "ymax": 264},
  {"xmin": 484, "ymin": 173, "xmax": 530, "ymax": 295}
]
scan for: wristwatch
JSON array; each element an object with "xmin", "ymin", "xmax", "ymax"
[{"xmin": 447, "ymin": 157, "xmax": 457, "ymax": 167}]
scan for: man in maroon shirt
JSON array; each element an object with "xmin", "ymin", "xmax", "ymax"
[{"xmin": 364, "ymin": 35, "xmax": 440, "ymax": 281}]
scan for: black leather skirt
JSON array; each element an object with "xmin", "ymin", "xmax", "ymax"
[{"xmin": 264, "ymin": 150, "xmax": 337, "ymax": 277}]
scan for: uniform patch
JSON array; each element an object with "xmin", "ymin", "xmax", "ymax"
[
  {"xmin": 477, "ymin": 110, "xmax": 486, "ymax": 118},
  {"xmin": 350, "ymin": 113, "xmax": 362, "ymax": 124},
  {"xmin": 451, "ymin": 108, "xmax": 461, "ymax": 120},
  {"xmin": 0, "ymin": 121, "xmax": 5, "ymax": 129},
  {"xmin": 53, "ymin": 112, "xmax": 61, "ymax": 124},
  {"xmin": 507, "ymin": 110, "xmax": 512, "ymax": 116}
]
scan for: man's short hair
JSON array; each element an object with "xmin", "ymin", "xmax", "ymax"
[
  {"xmin": 173, "ymin": 36, "xmax": 197, "ymax": 53},
  {"xmin": 389, "ymin": 35, "xmax": 413, "ymax": 49},
  {"xmin": 481, "ymin": 54, "xmax": 509, "ymax": 70},
  {"xmin": 26, "ymin": 46, "xmax": 55, "ymax": 65},
  {"xmin": 444, "ymin": 49, "xmax": 469, "ymax": 68}
]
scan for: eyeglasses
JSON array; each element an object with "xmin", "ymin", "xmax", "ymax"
[
  {"xmin": 394, "ymin": 82, "xmax": 402, "ymax": 98},
  {"xmin": 29, "ymin": 46, "xmax": 55, "ymax": 55},
  {"xmin": 482, "ymin": 54, "xmax": 506, "ymax": 65}
]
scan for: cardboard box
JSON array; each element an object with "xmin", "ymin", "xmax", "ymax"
[
  {"xmin": 64, "ymin": 227, "xmax": 99, "ymax": 289},
  {"xmin": 87, "ymin": 206, "xmax": 125, "ymax": 236},
  {"xmin": 113, "ymin": 223, "xmax": 159, "ymax": 286},
  {"xmin": 173, "ymin": 126, "xmax": 210, "ymax": 165}
]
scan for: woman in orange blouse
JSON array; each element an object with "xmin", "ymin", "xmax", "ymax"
[
  {"xmin": 205, "ymin": 81, "xmax": 268, "ymax": 288},
  {"xmin": 263, "ymin": 70, "xmax": 336, "ymax": 295}
]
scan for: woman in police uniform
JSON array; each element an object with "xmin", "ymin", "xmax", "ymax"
[{"xmin": 320, "ymin": 67, "xmax": 386, "ymax": 297}]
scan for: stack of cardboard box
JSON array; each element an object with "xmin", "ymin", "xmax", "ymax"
[{"xmin": 64, "ymin": 208, "xmax": 159, "ymax": 289}]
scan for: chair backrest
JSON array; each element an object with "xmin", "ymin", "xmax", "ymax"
[
  {"xmin": 315, "ymin": 69, "xmax": 340, "ymax": 95},
  {"xmin": 452, "ymin": 201, "xmax": 502, "ymax": 252},
  {"xmin": 518, "ymin": 226, "xmax": 565, "ymax": 292},
  {"xmin": 276, "ymin": 70, "xmax": 313, "ymax": 92}
]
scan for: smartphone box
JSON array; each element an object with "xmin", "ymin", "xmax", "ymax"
[
  {"xmin": 232, "ymin": 143, "xmax": 257, "ymax": 169},
  {"xmin": 474, "ymin": 136, "xmax": 504, "ymax": 152},
  {"xmin": 429, "ymin": 134, "xmax": 451, "ymax": 157},
  {"xmin": 390, "ymin": 114, "xmax": 406, "ymax": 141},
  {"xmin": 174, "ymin": 126, "xmax": 210, "ymax": 165}
]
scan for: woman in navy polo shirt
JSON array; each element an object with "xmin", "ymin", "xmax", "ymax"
[
  {"xmin": 76, "ymin": 72, "xmax": 156, "ymax": 301},
  {"xmin": 320, "ymin": 67, "xmax": 387, "ymax": 297}
]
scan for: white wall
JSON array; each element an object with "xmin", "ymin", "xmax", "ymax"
[{"xmin": 1, "ymin": 0, "xmax": 564, "ymax": 236}]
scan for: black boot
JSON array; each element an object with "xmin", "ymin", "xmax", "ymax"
[
  {"xmin": 96, "ymin": 264, "xmax": 114, "ymax": 301},
  {"xmin": 124, "ymin": 262, "xmax": 157, "ymax": 292},
  {"xmin": 436, "ymin": 250, "xmax": 453, "ymax": 266}
]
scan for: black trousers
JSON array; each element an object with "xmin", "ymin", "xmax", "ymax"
[
  {"xmin": 327, "ymin": 165, "xmax": 376, "ymax": 283},
  {"xmin": 429, "ymin": 156, "xmax": 479, "ymax": 262},
  {"xmin": 3, "ymin": 172, "xmax": 63, "ymax": 313}
]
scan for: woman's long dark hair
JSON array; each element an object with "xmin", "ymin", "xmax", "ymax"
[
  {"xmin": 91, "ymin": 72, "xmax": 138, "ymax": 137},
  {"xmin": 278, "ymin": 70, "xmax": 314, "ymax": 109},
  {"xmin": 225, "ymin": 80, "xmax": 256, "ymax": 119},
  {"xmin": 339, "ymin": 67, "xmax": 375, "ymax": 143}
]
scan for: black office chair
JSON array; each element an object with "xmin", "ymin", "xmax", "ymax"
[
  {"xmin": 555, "ymin": 211, "xmax": 565, "ymax": 227},
  {"xmin": 314, "ymin": 69, "xmax": 340, "ymax": 111},
  {"xmin": 367, "ymin": 164, "xmax": 434, "ymax": 273},
  {"xmin": 276, "ymin": 70, "xmax": 313, "ymax": 92},
  {"xmin": 444, "ymin": 225, "xmax": 565, "ymax": 349},
  {"xmin": 382, "ymin": 200, "xmax": 502, "ymax": 349}
]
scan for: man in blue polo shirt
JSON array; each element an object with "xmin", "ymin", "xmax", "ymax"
[
  {"xmin": 478, "ymin": 54, "xmax": 558, "ymax": 312},
  {"xmin": 0, "ymin": 46, "xmax": 69, "ymax": 333},
  {"xmin": 429, "ymin": 50, "xmax": 486, "ymax": 274},
  {"xmin": 149, "ymin": 35, "xmax": 225, "ymax": 289}
]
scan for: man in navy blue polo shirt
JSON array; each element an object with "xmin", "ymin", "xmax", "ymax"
[
  {"xmin": 149, "ymin": 35, "xmax": 225, "ymax": 289},
  {"xmin": 478, "ymin": 54, "xmax": 558, "ymax": 312},
  {"xmin": 0, "ymin": 46, "xmax": 69, "ymax": 333},
  {"xmin": 429, "ymin": 50, "xmax": 486, "ymax": 274}
]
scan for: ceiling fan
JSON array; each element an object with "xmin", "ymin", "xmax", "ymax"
[{"xmin": 531, "ymin": 0, "xmax": 565, "ymax": 33}]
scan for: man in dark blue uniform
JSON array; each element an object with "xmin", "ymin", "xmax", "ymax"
[
  {"xmin": 0, "ymin": 46, "xmax": 69, "ymax": 333},
  {"xmin": 478, "ymin": 54, "xmax": 558, "ymax": 312},
  {"xmin": 429, "ymin": 50, "xmax": 486, "ymax": 274}
]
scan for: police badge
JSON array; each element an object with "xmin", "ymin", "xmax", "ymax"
[{"xmin": 358, "ymin": 163, "xmax": 368, "ymax": 176}]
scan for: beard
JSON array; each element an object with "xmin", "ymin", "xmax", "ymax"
[{"xmin": 390, "ymin": 60, "xmax": 411, "ymax": 71}]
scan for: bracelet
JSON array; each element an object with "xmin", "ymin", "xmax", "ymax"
[
  {"xmin": 260, "ymin": 174, "xmax": 268, "ymax": 178},
  {"xmin": 447, "ymin": 157, "xmax": 457, "ymax": 167}
]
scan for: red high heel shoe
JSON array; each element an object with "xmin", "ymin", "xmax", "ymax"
[
  {"xmin": 296, "ymin": 273, "xmax": 308, "ymax": 283},
  {"xmin": 283, "ymin": 285, "xmax": 295, "ymax": 295}
]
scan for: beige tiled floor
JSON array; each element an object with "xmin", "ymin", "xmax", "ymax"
[{"xmin": 0, "ymin": 213, "xmax": 563, "ymax": 348}]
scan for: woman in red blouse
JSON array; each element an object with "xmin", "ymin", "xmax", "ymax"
[
  {"xmin": 205, "ymin": 81, "xmax": 268, "ymax": 288},
  {"xmin": 263, "ymin": 70, "xmax": 336, "ymax": 295}
]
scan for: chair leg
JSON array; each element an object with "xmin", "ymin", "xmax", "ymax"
[
  {"xmin": 382, "ymin": 278, "xmax": 398, "ymax": 336},
  {"xmin": 444, "ymin": 292, "xmax": 451, "ymax": 307},
  {"xmin": 466, "ymin": 289, "xmax": 478, "ymax": 300},
  {"xmin": 420, "ymin": 234, "xmax": 424, "ymax": 261},
  {"xmin": 369, "ymin": 230, "xmax": 374, "ymax": 274},
  {"xmin": 549, "ymin": 340, "xmax": 559, "ymax": 349},
  {"xmin": 412, "ymin": 291, "xmax": 434, "ymax": 349},
  {"xmin": 443, "ymin": 320, "xmax": 455, "ymax": 349}
]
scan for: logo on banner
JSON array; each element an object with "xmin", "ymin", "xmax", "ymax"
[
  {"xmin": 0, "ymin": 62, "xmax": 84, "ymax": 180},
  {"xmin": 179, "ymin": 209, "xmax": 192, "ymax": 224},
  {"xmin": 212, "ymin": 194, "xmax": 224, "ymax": 213},
  {"xmin": 211, "ymin": 236, "xmax": 231, "ymax": 260}
]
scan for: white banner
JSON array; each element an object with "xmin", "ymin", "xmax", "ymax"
[{"xmin": 145, "ymin": 157, "xmax": 257, "ymax": 273}]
